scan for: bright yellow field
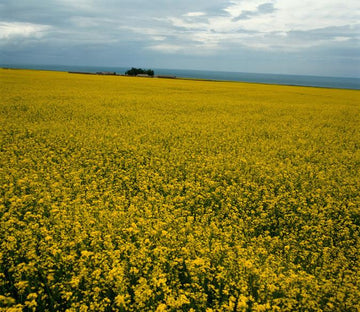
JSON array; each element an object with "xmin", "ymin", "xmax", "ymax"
[{"xmin": 1, "ymin": 69, "xmax": 359, "ymax": 311}]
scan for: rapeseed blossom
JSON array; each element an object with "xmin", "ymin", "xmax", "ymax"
[{"xmin": 0, "ymin": 69, "xmax": 359, "ymax": 311}]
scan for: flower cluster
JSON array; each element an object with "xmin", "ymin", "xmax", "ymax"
[{"xmin": 0, "ymin": 69, "xmax": 359, "ymax": 311}]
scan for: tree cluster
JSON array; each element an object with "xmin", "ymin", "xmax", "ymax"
[{"xmin": 125, "ymin": 67, "xmax": 154, "ymax": 76}]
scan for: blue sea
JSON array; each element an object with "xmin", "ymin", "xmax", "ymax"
[{"xmin": 2, "ymin": 63, "xmax": 359, "ymax": 90}]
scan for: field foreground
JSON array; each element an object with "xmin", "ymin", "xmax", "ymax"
[{"xmin": 1, "ymin": 69, "xmax": 359, "ymax": 311}]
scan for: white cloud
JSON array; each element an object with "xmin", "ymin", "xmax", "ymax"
[
  {"xmin": 143, "ymin": 0, "xmax": 360, "ymax": 52},
  {"xmin": 147, "ymin": 43, "xmax": 183, "ymax": 53},
  {"xmin": 146, "ymin": 42, "xmax": 220, "ymax": 55},
  {"xmin": 0, "ymin": 21, "xmax": 51, "ymax": 39},
  {"xmin": 166, "ymin": 17, "xmax": 208, "ymax": 31},
  {"xmin": 225, "ymin": 0, "xmax": 359, "ymax": 33},
  {"xmin": 0, "ymin": 0, "xmax": 359, "ymax": 76},
  {"xmin": 184, "ymin": 12, "xmax": 206, "ymax": 17},
  {"xmin": 151, "ymin": 36, "xmax": 167, "ymax": 41},
  {"xmin": 224, "ymin": 0, "xmax": 271, "ymax": 17},
  {"xmin": 333, "ymin": 36, "xmax": 351, "ymax": 42}
]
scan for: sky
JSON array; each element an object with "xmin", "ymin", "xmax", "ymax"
[{"xmin": 0, "ymin": 0, "xmax": 359, "ymax": 77}]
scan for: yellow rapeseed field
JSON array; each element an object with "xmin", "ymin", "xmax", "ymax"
[{"xmin": 0, "ymin": 69, "xmax": 359, "ymax": 311}]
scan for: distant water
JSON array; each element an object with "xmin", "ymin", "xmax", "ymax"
[{"xmin": 2, "ymin": 63, "xmax": 360, "ymax": 90}]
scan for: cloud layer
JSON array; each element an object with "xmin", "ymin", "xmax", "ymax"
[{"xmin": 0, "ymin": 0, "xmax": 359, "ymax": 76}]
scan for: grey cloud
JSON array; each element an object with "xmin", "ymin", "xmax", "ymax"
[
  {"xmin": 288, "ymin": 25, "xmax": 360, "ymax": 40},
  {"xmin": 0, "ymin": 0, "xmax": 359, "ymax": 77},
  {"xmin": 257, "ymin": 3, "xmax": 275, "ymax": 14},
  {"xmin": 232, "ymin": 2, "xmax": 275, "ymax": 21}
]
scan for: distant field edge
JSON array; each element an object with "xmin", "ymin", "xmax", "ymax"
[{"xmin": 1, "ymin": 67, "xmax": 360, "ymax": 91}]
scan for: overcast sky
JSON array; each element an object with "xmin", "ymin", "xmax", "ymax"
[{"xmin": 1, "ymin": 0, "xmax": 359, "ymax": 77}]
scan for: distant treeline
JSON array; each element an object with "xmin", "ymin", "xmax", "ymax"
[{"xmin": 125, "ymin": 67, "xmax": 154, "ymax": 76}]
